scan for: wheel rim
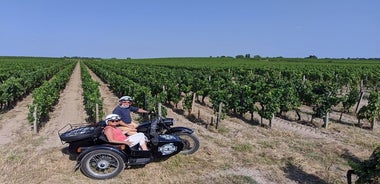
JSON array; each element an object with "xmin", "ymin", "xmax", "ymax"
[{"xmin": 85, "ymin": 153, "xmax": 122, "ymax": 177}]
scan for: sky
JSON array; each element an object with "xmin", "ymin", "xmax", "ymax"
[{"xmin": 0, "ymin": 0, "xmax": 379, "ymax": 59}]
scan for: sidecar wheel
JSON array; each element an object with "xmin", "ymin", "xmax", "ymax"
[
  {"xmin": 175, "ymin": 133, "xmax": 200, "ymax": 155},
  {"xmin": 80, "ymin": 150, "xmax": 125, "ymax": 179}
]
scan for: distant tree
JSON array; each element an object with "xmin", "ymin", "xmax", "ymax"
[
  {"xmin": 254, "ymin": 55, "xmax": 261, "ymax": 59},
  {"xmin": 245, "ymin": 54, "xmax": 250, "ymax": 58},
  {"xmin": 306, "ymin": 55, "xmax": 318, "ymax": 59},
  {"xmin": 236, "ymin": 55, "xmax": 244, "ymax": 59}
]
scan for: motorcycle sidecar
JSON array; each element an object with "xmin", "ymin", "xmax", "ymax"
[{"xmin": 59, "ymin": 123, "xmax": 184, "ymax": 180}]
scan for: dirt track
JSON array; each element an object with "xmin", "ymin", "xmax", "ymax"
[
  {"xmin": 0, "ymin": 93, "xmax": 33, "ymax": 145},
  {"xmin": 1, "ymin": 61, "xmax": 379, "ymax": 184}
]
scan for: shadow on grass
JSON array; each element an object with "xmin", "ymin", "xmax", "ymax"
[
  {"xmin": 233, "ymin": 114, "xmax": 261, "ymax": 126},
  {"xmin": 61, "ymin": 146, "xmax": 78, "ymax": 161},
  {"xmin": 341, "ymin": 148, "xmax": 362, "ymax": 164},
  {"xmin": 283, "ymin": 162, "xmax": 328, "ymax": 184},
  {"xmin": 172, "ymin": 108, "xmax": 185, "ymax": 115}
]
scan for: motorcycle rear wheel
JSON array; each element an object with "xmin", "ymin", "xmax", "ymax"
[
  {"xmin": 80, "ymin": 149, "xmax": 125, "ymax": 179},
  {"xmin": 174, "ymin": 133, "xmax": 200, "ymax": 155}
]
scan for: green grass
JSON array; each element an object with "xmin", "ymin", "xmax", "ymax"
[
  {"xmin": 257, "ymin": 140, "xmax": 281, "ymax": 149},
  {"xmin": 232, "ymin": 143, "xmax": 253, "ymax": 152}
]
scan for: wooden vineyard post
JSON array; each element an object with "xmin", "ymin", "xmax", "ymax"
[
  {"xmin": 355, "ymin": 91, "xmax": 365, "ymax": 113},
  {"xmin": 191, "ymin": 93, "xmax": 196, "ymax": 114},
  {"xmin": 33, "ymin": 105, "xmax": 38, "ymax": 134},
  {"xmin": 371, "ymin": 119, "xmax": 375, "ymax": 130},
  {"xmin": 95, "ymin": 103, "xmax": 99, "ymax": 123},
  {"xmin": 269, "ymin": 114, "xmax": 274, "ymax": 128},
  {"xmin": 216, "ymin": 102, "xmax": 223, "ymax": 129},
  {"xmin": 355, "ymin": 80, "xmax": 365, "ymax": 113},
  {"xmin": 158, "ymin": 103, "xmax": 162, "ymax": 117},
  {"xmin": 324, "ymin": 112, "xmax": 329, "ymax": 129}
]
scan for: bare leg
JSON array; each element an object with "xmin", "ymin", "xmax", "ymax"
[{"xmin": 140, "ymin": 142, "xmax": 148, "ymax": 150}]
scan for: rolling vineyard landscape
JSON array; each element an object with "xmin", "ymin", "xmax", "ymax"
[{"xmin": 1, "ymin": 56, "xmax": 380, "ymax": 183}]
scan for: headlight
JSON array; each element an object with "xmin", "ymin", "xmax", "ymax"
[{"xmin": 159, "ymin": 143, "xmax": 177, "ymax": 155}]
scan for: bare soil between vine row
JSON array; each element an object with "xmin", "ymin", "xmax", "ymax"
[{"xmin": 0, "ymin": 62, "xmax": 379, "ymax": 184}]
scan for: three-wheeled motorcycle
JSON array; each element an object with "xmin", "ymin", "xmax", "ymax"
[{"xmin": 59, "ymin": 116, "xmax": 200, "ymax": 179}]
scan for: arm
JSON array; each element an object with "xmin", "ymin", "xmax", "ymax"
[
  {"xmin": 131, "ymin": 106, "xmax": 149, "ymax": 114},
  {"xmin": 117, "ymin": 120, "xmax": 137, "ymax": 130},
  {"xmin": 137, "ymin": 108, "xmax": 149, "ymax": 113},
  {"xmin": 118, "ymin": 120, "xmax": 133, "ymax": 127},
  {"xmin": 117, "ymin": 121, "xmax": 137, "ymax": 134}
]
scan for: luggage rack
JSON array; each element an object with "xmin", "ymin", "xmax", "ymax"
[{"xmin": 58, "ymin": 123, "xmax": 99, "ymax": 144}]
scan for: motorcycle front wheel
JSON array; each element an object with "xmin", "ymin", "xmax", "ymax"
[
  {"xmin": 80, "ymin": 149, "xmax": 125, "ymax": 179},
  {"xmin": 174, "ymin": 132, "xmax": 200, "ymax": 155}
]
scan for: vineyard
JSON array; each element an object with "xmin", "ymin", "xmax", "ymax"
[
  {"xmin": 85, "ymin": 57, "xmax": 380, "ymax": 130},
  {"xmin": 0, "ymin": 56, "xmax": 380, "ymax": 183}
]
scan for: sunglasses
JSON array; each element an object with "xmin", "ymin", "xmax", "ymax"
[
  {"xmin": 121, "ymin": 101, "xmax": 131, "ymax": 103},
  {"xmin": 109, "ymin": 120, "xmax": 120, "ymax": 122}
]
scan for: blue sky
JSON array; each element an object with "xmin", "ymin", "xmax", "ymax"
[{"xmin": 0, "ymin": 1, "xmax": 379, "ymax": 59}]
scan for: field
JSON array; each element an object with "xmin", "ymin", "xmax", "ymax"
[{"xmin": 0, "ymin": 57, "xmax": 380, "ymax": 184}]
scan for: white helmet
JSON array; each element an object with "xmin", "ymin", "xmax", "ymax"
[
  {"xmin": 105, "ymin": 114, "xmax": 121, "ymax": 124},
  {"xmin": 119, "ymin": 96, "xmax": 133, "ymax": 102}
]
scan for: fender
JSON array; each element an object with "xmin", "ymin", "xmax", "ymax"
[
  {"xmin": 166, "ymin": 126, "xmax": 194, "ymax": 134},
  {"xmin": 76, "ymin": 145, "xmax": 129, "ymax": 164}
]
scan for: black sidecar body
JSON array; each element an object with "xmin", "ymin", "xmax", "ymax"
[{"xmin": 59, "ymin": 119, "xmax": 185, "ymax": 180}]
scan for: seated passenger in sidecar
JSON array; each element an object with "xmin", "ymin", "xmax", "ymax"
[
  {"xmin": 102, "ymin": 114, "xmax": 149, "ymax": 150},
  {"xmin": 59, "ymin": 116, "xmax": 149, "ymax": 157}
]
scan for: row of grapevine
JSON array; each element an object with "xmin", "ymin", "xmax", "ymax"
[
  {"xmin": 28, "ymin": 62, "xmax": 76, "ymax": 125},
  {"xmin": 0, "ymin": 57, "xmax": 61, "ymax": 83},
  {"xmin": 83, "ymin": 58, "xmax": 380, "ymax": 130},
  {"xmin": 80, "ymin": 62, "xmax": 104, "ymax": 122},
  {"xmin": 0, "ymin": 58, "xmax": 73, "ymax": 110},
  {"xmin": 83, "ymin": 62, "xmax": 160, "ymax": 114},
  {"xmin": 85, "ymin": 61, "xmax": 201, "ymax": 114}
]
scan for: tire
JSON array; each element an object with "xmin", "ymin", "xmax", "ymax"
[
  {"xmin": 174, "ymin": 133, "xmax": 200, "ymax": 155},
  {"xmin": 60, "ymin": 126, "xmax": 98, "ymax": 142},
  {"xmin": 80, "ymin": 149, "xmax": 125, "ymax": 180}
]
